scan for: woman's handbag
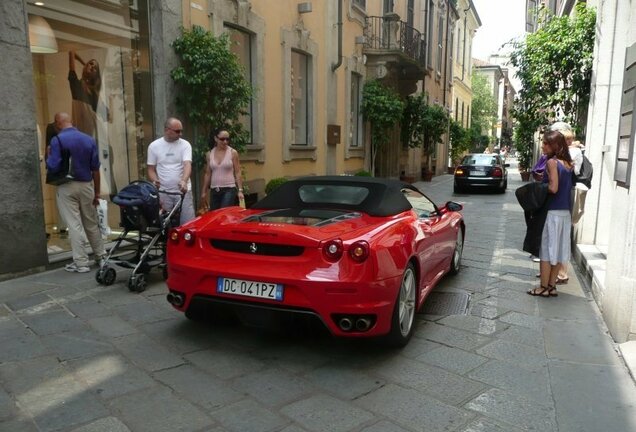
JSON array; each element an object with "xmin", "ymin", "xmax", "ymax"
[{"xmin": 45, "ymin": 136, "xmax": 74, "ymax": 185}]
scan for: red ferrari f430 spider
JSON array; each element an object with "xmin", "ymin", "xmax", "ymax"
[{"xmin": 166, "ymin": 176, "xmax": 464, "ymax": 346}]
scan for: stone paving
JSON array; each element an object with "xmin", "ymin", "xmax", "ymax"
[{"xmin": 1, "ymin": 163, "xmax": 636, "ymax": 432}]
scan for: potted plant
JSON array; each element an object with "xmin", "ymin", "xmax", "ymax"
[
  {"xmin": 361, "ymin": 81, "xmax": 404, "ymax": 176},
  {"xmin": 421, "ymin": 167, "xmax": 434, "ymax": 182},
  {"xmin": 449, "ymin": 119, "xmax": 470, "ymax": 174},
  {"xmin": 171, "ymin": 26, "xmax": 253, "ymax": 208},
  {"xmin": 265, "ymin": 177, "xmax": 288, "ymax": 195},
  {"xmin": 401, "ymin": 96, "xmax": 448, "ymax": 181},
  {"xmin": 513, "ymin": 114, "xmax": 536, "ymax": 182}
]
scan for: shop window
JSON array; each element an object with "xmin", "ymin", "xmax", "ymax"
[
  {"xmin": 353, "ymin": 0, "xmax": 366, "ymax": 10},
  {"xmin": 282, "ymin": 27, "xmax": 316, "ymax": 161},
  {"xmin": 225, "ymin": 25, "xmax": 254, "ymax": 143},
  {"xmin": 349, "ymin": 73, "xmax": 363, "ymax": 148},
  {"xmin": 615, "ymin": 42, "xmax": 636, "ymax": 188},
  {"xmin": 291, "ymin": 50, "xmax": 309, "ymax": 146},
  {"xmin": 437, "ymin": 14, "xmax": 444, "ymax": 76},
  {"xmin": 28, "ymin": 0, "xmax": 152, "ymax": 249},
  {"xmin": 427, "ymin": 1, "xmax": 434, "ymax": 69}
]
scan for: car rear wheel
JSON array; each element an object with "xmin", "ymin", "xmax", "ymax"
[
  {"xmin": 449, "ymin": 229, "xmax": 464, "ymax": 275},
  {"xmin": 386, "ymin": 263, "xmax": 417, "ymax": 347},
  {"xmin": 498, "ymin": 179, "xmax": 507, "ymax": 194}
]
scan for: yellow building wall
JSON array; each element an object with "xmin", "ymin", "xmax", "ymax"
[{"xmin": 199, "ymin": 0, "xmax": 366, "ymax": 194}]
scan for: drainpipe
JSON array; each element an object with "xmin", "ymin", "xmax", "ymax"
[
  {"xmin": 443, "ymin": 3, "xmax": 450, "ymax": 108},
  {"xmin": 332, "ymin": 0, "xmax": 343, "ymax": 71},
  {"xmin": 442, "ymin": 2, "xmax": 451, "ymax": 169},
  {"xmin": 423, "ymin": 0, "xmax": 428, "ymax": 93},
  {"xmin": 462, "ymin": 4, "xmax": 470, "ymax": 81}
]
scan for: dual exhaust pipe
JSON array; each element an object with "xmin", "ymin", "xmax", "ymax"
[
  {"xmin": 166, "ymin": 292, "xmax": 185, "ymax": 307},
  {"xmin": 337, "ymin": 315, "xmax": 374, "ymax": 332}
]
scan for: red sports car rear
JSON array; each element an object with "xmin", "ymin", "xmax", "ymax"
[{"xmin": 166, "ymin": 176, "xmax": 464, "ymax": 346}]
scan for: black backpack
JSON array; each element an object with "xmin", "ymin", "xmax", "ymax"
[{"xmin": 574, "ymin": 155, "xmax": 593, "ymax": 189}]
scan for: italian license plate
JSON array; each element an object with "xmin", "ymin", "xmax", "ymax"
[
  {"xmin": 471, "ymin": 171, "xmax": 486, "ymax": 176},
  {"xmin": 217, "ymin": 277, "xmax": 284, "ymax": 301}
]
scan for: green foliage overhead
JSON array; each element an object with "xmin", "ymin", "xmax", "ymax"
[
  {"xmin": 510, "ymin": 3, "xmax": 596, "ymax": 132},
  {"xmin": 470, "ymin": 71, "xmax": 498, "ymax": 136},
  {"xmin": 510, "ymin": 2, "xmax": 596, "ymax": 169},
  {"xmin": 361, "ymin": 80, "xmax": 404, "ymax": 175},
  {"xmin": 171, "ymin": 26, "xmax": 253, "ymax": 165}
]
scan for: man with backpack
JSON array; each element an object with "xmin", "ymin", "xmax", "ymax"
[{"xmin": 46, "ymin": 112, "xmax": 106, "ymax": 273}]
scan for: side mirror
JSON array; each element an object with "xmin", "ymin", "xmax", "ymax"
[{"xmin": 445, "ymin": 201, "xmax": 463, "ymax": 212}]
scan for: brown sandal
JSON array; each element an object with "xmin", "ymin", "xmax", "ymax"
[
  {"xmin": 555, "ymin": 277, "xmax": 569, "ymax": 285},
  {"xmin": 527, "ymin": 285, "xmax": 551, "ymax": 297},
  {"xmin": 548, "ymin": 284, "xmax": 558, "ymax": 297}
]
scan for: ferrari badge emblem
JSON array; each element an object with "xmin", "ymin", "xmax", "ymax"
[{"xmin": 249, "ymin": 242, "xmax": 258, "ymax": 253}]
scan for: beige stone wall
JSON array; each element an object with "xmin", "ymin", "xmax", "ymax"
[{"xmin": 199, "ymin": 0, "xmax": 368, "ymax": 196}]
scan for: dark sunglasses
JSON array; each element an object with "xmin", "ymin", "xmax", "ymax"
[
  {"xmin": 168, "ymin": 128, "xmax": 183, "ymax": 133},
  {"xmin": 217, "ymin": 137, "xmax": 230, "ymax": 141}
]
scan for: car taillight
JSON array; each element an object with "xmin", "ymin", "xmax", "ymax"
[
  {"xmin": 323, "ymin": 239, "xmax": 343, "ymax": 262},
  {"xmin": 349, "ymin": 241, "xmax": 369, "ymax": 262},
  {"xmin": 492, "ymin": 167, "xmax": 503, "ymax": 177},
  {"xmin": 183, "ymin": 229, "xmax": 196, "ymax": 246},
  {"xmin": 169, "ymin": 229, "xmax": 180, "ymax": 244}
]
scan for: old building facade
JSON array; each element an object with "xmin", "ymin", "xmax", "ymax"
[{"xmin": 0, "ymin": 0, "xmax": 469, "ymax": 278}]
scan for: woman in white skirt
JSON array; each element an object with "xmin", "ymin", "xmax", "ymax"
[{"xmin": 528, "ymin": 130, "xmax": 574, "ymax": 297}]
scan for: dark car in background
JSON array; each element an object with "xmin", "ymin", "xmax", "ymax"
[{"xmin": 453, "ymin": 153, "xmax": 509, "ymax": 194}]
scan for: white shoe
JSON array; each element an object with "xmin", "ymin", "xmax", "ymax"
[{"xmin": 65, "ymin": 263, "xmax": 90, "ymax": 273}]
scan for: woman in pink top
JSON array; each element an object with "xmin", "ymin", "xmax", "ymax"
[{"xmin": 200, "ymin": 128, "xmax": 244, "ymax": 210}]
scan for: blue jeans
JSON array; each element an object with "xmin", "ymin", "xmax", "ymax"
[{"xmin": 210, "ymin": 187, "xmax": 237, "ymax": 210}]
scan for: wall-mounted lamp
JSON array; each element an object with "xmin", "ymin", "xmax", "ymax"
[
  {"xmin": 298, "ymin": 2, "xmax": 312, "ymax": 14},
  {"xmin": 28, "ymin": 15, "xmax": 58, "ymax": 54}
]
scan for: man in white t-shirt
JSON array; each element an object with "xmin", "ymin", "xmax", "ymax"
[{"xmin": 147, "ymin": 117, "xmax": 195, "ymax": 224}]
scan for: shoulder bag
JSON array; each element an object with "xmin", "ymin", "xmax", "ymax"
[{"xmin": 45, "ymin": 136, "xmax": 74, "ymax": 185}]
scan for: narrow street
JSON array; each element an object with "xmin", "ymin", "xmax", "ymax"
[{"xmin": 1, "ymin": 161, "xmax": 635, "ymax": 432}]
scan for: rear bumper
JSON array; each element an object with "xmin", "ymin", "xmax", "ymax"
[
  {"xmin": 166, "ymin": 262, "xmax": 400, "ymax": 337},
  {"xmin": 454, "ymin": 176, "xmax": 505, "ymax": 188}
]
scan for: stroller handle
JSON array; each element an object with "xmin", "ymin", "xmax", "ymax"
[
  {"xmin": 130, "ymin": 180, "xmax": 184, "ymax": 197},
  {"xmin": 158, "ymin": 189, "xmax": 186, "ymax": 197}
]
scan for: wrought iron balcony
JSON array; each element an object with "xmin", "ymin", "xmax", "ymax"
[{"xmin": 364, "ymin": 15, "xmax": 426, "ymax": 67}]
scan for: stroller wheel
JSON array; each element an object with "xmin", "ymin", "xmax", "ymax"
[
  {"xmin": 96, "ymin": 266, "xmax": 117, "ymax": 286},
  {"xmin": 128, "ymin": 274, "xmax": 147, "ymax": 293}
]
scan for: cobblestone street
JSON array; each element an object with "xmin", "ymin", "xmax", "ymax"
[{"xmin": 1, "ymin": 162, "xmax": 635, "ymax": 432}]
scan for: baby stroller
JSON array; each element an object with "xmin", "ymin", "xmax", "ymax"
[{"xmin": 95, "ymin": 180, "xmax": 184, "ymax": 292}]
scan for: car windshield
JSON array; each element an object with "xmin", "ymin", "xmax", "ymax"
[
  {"xmin": 461, "ymin": 155, "xmax": 500, "ymax": 166},
  {"xmin": 298, "ymin": 184, "xmax": 370, "ymax": 205}
]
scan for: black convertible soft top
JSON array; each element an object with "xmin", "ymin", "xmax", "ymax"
[{"xmin": 251, "ymin": 176, "xmax": 417, "ymax": 217}]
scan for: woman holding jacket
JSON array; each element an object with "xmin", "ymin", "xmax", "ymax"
[{"xmin": 527, "ymin": 130, "xmax": 574, "ymax": 297}]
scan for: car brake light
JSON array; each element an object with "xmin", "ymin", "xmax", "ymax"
[
  {"xmin": 323, "ymin": 239, "xmax": 343, "ymax": 262},
  {"xmin": 492, "ymin": 167, "xmax": 503, "ymax": 177},
  {"xmin": 183, "ymin": 230, "xmax": 195, "ymax": 246},
  {"xmin": 349, "ymin": 241, "xmax": 369, "ymax": 262},
  {"xmin": 169, "ymin": 229, "xmax": 180, "ymax": 244}
]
